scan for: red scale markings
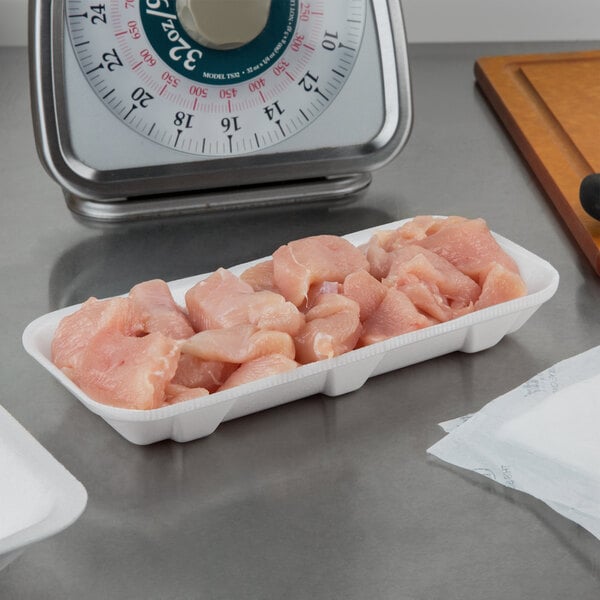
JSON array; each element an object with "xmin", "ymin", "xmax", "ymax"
[
  {"xmin": 238, "ymin": 98, "xmax": 252, "ymax": 111},
  {"xmin": 139, "ymin": 72, "xmax": 153, "ymax": 86},
  {"xmin": 79, "ymin": 0, "xmax": 359, "ymax": 154}
]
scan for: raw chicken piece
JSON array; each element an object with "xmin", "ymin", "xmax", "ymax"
[
  {"xmin": 474, "ymin": 262, "xmax": 528, "ymax": 310},
  {"xmin": 364, "ymin": 217, "xmax": 453, "ymax": 278},
  {"xmin": 360, "ymin": 288, "xmax": 432, "ymax": 346},
  {"xmin": 372, "ymin": 216, "xmax": 444, "ymax": 252},
  {"xmin": 304, "ymin": 281, "xmax": 343, "ymax": 311},
  {"xmin": 394, "ymin": 215, "xmax": 446, "ymax": 242},
  {"xmin": 182, "ymin": 325, "xmax": 295, "ymax": 363},
  {"xmin": 185, "ymin": 268, "xmax": 254, "ymax": 331},
  {"xmin": 365, "ymin": 236, "xmax": 394, "ymax": 280},
  {"xmin": 171, "ymin": 353, "xmax": 238, "ymax": 393},
  {"xmin": 248, "ymin": 297, "xmax": 305, "ymax": 336},
  {"xmin": 369, "ymin": 229, "xmax": 402, "ymax": 253},
  {"xmin": 294, "ymin": 294, "xmax": 362, "ymax": 363},
  {"xmin": 423, "ymin": 215, "xmax": 468, "ymax": 235},
  {"xmin": 218, "ymin": 354, "xmax": 298, "ymax": 391},
  {"xmin": 185, "ymin": 268, "xmax": 304, "ymax": 335},
  {"xmin": 342, "ymin": 270, "xmax": 387, "ymax": 321},
  {"xmin": 52, "ymin": 297, "xmax": 142, "ymax": 375},
  {"xmin": 164, "ymin": 384, "xmax": 210, "ymax": 405},
  {"xmin": 72, "ymin": 330, "xmax": 180, "ymax": 410},
  {"xmin": 240, "ymin": 260, "xmax": 277, "ymax": 292},
  {"xmin": 397, "ymin": 278, "xmax": 455, "ymax": 322},
  {"xmin": 414, "ymin": 217, "xmax": 520, "ymax": 284},
  {"xmin": 273, "ymin": 235, "xmax": 369, "ymax": 306},
  {"xmin": 129, "ymin": 279, "xmax": 195, "ymax": 339},
  {"xmin": 385, "ymin": 246, "xmax": 481, "ymax": 309}
]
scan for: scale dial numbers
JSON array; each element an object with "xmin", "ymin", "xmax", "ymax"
[{"xmin": 65, "ymin": 0, "xmax": 367, "ymax": 156}]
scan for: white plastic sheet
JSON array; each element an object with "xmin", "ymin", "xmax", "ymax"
[
  {"xmin": 428, "ymin": 345, "xmax": 600, "ymax": 539},
  {"xmin": 0, "ymin": 406, "xmax": 87, "ymax": 571}
]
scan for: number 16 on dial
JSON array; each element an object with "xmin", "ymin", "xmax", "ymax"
[{"xmin": 30, "ymin": 0, "xmax": 412, "ymax": 221}]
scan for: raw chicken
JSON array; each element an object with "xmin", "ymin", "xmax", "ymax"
[
  {"xmin": 294, "ymin": 294, "xmax": 362, "ymax": 363},
  {"xmin": 414, "ymin": 217, "xmax": 520, "ymax": 284},
  {"xmin": 273, "ymin": 235, "xmax": 369, "ymax": 306},
  {"xmin": 129, "ymin": 279, "xmax": 195, "ymax": 339},
  {"xmin": 342, "ymin": 270, "xmax": 387, "ymax": 321},
  {"xmin": 364, "ymin": 235, "xmax": 394, "ymax": 280},
  {"xmin": 304, "ymin": 281, "xmax": 343, "ymax": 311},
  {"xmin": 247, "ymin": 295, "xmax": 304, "ymax": 336},
  {"xmin": 218, "ymin": 354, "xmax": 298, "ymax": 391},
  {"xmin": 371, "ymin": 216, "xmax": 444, "ymax": 252},
  {"xmin": 385, "ymin": 246, "xmax": 481, "ymax": 310},
  {"xmin": 475, "ymin": 262, "xmax": 528, "ymax": 310},
  {"xmin": 171, "ymin": 353, "xmax": 238, "ymax": 393},
  {"xmin": 240, "ymin": 260, "xmax": 277, "ymax": 292},
  {"xmin": 52, "ymin": 297, "xmax": 141, "ymax": 375},
  {"xmin": 185, "ymin": 268, "xmax": 304, "ymax": 335},
  {"xmin": 182, "ymin": 324, "xmax": 295, "ymax": 363},
  {"xmin": 164, "ymin": 384, "xmax": 210, "ymax": 405},
  {"xmin": 72, "ymin": 330, "xmax": 180, "ymax": 410},
  {"xmin": 185, "ymin": 268, "xmax": 253, "ymax": 331},
  {"xmin": 364, "ymin": 217, "xmax": 458, "ymax": 279},
  {"xmin": 396, "ymin": 278, "xmax": 455, "ymax": 322},
  {"xmin": 360, "ymin": 288, "xmax": 432, "ymax": 346}
]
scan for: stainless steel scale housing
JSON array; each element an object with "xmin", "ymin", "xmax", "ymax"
[{"xmin": 29, "ymin": 0, "xmax": 412, "ymax": 222}]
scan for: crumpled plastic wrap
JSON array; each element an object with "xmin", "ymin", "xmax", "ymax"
[{"xmin": 428, "ymin": 345, "xmax": 600, "ymax": 539}]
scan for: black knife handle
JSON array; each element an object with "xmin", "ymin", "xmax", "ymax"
[{"xmin": 580, "ymin": 173, "xmax": 600, "ymax": 221}]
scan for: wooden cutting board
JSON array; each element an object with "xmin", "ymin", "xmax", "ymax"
[{"xmin": 475, "ymin": 50, "xmax": 600, "ymax": 275}]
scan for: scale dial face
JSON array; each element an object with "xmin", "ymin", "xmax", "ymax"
[{"xmin": 65, "ymin": 0, "xmax": 367, "ymax": 157}]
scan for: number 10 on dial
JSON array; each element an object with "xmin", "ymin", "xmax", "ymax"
[{"xmin": 30, "ymin": 0, "xmax": 412, "ymax": 221}]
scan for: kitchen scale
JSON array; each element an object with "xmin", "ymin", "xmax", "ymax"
[{"xmin": 29, "ymin": 0, "xmax": 412, "ymax": 222}]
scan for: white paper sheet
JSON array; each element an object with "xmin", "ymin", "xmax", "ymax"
[{"xmin": 428, "ymin": 345, "xmax": 600, "ymax": 539}]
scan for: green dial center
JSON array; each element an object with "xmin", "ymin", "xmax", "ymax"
[
  {"xmin": 176, "ymin": 0, "xmax": 272, "ymax": 50},
  {"xmin": 140, "ymin": 0, "xmax": 298, "ymax": 85}
]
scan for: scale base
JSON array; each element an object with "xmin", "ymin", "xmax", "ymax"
[{"xmin": 65, "ymin": 174, "xmax": 372, "ymax": 224}]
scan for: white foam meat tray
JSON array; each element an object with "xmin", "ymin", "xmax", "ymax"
[
  {"xmin": 0, "ymin": 405, "xmax": 87, "ymax": 572},
  {"xmin": 22, "ymin": 219, "xmax": 560, "ymax": 445}
]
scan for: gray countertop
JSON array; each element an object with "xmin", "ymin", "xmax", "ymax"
[{"xmin": 2, "ymin": 41, "xmax": 600, "ymax": 599}]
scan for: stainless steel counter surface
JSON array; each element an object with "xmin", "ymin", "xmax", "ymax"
[{"xmin": 2, "ymin": 41, "xmax": 600, "ymax": 599}]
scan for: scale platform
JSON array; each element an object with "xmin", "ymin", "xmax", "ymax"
[{"xmin": 475, "ymin": 49, "xmax": 600, "ymax": 275}]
